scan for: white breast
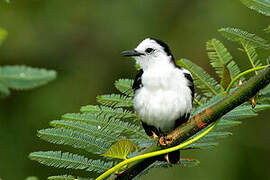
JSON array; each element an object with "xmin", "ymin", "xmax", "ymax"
[{"xmin": 133, "ymin": 62, "xmax": 192, "ymax": 133}]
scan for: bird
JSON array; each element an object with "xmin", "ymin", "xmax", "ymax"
[{"xmin": 122, "ymin": 38, "xmax": 194, "ymax": 164}]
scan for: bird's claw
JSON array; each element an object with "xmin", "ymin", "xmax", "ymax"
[
  {"xmin": 152, "ymin": 131, "xmax": 159, "ymax": 141},
  {"xmin": 159, "ymin": 135, "xmax": 173, "ymax": 146}
]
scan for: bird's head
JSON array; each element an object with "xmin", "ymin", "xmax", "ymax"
[{"xmin": 122, "ymin": 38, "xmax": 174, "ymax": 70}]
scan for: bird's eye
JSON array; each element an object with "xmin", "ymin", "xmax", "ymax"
[{"xmin": 145, "ymin": 48, "xmax": 154, "ymax": 53}]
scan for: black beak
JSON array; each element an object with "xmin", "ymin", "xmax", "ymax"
[{"xmin": 122, "ymin": 49, "xmax": 144, "ymax": 57}]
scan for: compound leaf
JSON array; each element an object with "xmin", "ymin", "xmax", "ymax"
[
  {"xmin": 80, "ymin": 105, "xmax": 135, "ymax": 119},
  {"xmin": 219, "ymin": 27, "xmax": 269, "ymax": 49},
  {"xmin": 0, "ymin": 65, "xmax": 56, "ymax": 90},
  {"xmin": 240, "ymin": 0, "xmax": 270, "ymax": 16},
  {"xmin": 48, "ymin": 175, "xmax": 92, "ymax": 180},
  {"xmin": 38, "ymin": 128, "xmax": 111, "ymax": 154},
  {"xmin": 114, "ymin": 79, "xmax": 134, "ymax": 96},
  {"xmin": 50, "ymin": 120, "xmax": 122, "ymax": 142},
  {"xmin": 97, "ymin": 94, "xmax": 133, "ymax": 107},
  {"xmin": 29, "ymin": 151, "xmax": 113, "ymax": 173}
]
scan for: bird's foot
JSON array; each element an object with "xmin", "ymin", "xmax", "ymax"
[{"xmin": 159, "ymin": 135, "xmax": 173, "ymax": 146}]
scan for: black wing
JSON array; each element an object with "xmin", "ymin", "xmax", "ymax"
[
  {"xmin": 132, "ymin": 69, "xmax": 144, "ymax": 91},
  {"xmin": 174, "ymin": 68, "xmax": 194, "ymax": 129},
  {"xmin": 174, "ymin": 64, "xmax": 194, "ymax": 99},
  {"xmin": 183, "ymin": 72, "xmax": 194, "ymax": 99}
]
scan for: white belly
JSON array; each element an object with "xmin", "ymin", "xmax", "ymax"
[{"xmin": 133, "ymin": 66, "xmax": 192, "ymax": 133}]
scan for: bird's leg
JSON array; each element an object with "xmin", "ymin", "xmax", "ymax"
[
  {"xmin": 164, "ymin": 154, "xmax": 170, "ymax": 164},
  {"xmin": 152, "ymin": 131, "xmax": 159, "ymax": 141}
]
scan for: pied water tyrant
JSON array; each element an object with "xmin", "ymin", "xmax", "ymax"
[{"xmin": 123, "ymin": 38, "xmax": 194, "ymax": 164}]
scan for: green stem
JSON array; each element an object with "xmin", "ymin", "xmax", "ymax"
[
  {"xmin": 225, "ymin": 65, "xmax": 268, "ymax": 95},
  {"xmin": 194, "ymin": 98, "xmax": 203, "ymax": 106},
  {"xmin": 242, "ymin": 42, "xmax": 257, "ymax": 75},
  {"xmin": 96, "ymin": 121, "xmax": 218, "ymax": 180}
]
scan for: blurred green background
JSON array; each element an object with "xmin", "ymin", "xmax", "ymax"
[{"xmin": 0, "ymin": 0, "xmax": 270, "ymax": 179}]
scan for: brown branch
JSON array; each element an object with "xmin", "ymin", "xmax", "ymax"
[{"xmin": 110, "ymin": 65, "xmax": 270, "ymax": 180}]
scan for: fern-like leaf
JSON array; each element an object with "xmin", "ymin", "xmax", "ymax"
[
  {"xmin": 240, "ymin": 0, "xmax": 270, "ymax": 16},
  {"xmin": 0, "ymin": 65, "xmax": 57, "ymax": 90},
  {"xmin": 197, "ymin": 131, "xmax": 233, "ymax": 143},
  {"xmin": 219, "ymin": 27, "xmax": 269, "ymax": 49},
  {"xmin": 114, "ymin": 79, "xmax": 134, "ymax": 96},
  {"xmin": 97, "ymin": 94, "xmax": 133, "ymax": 107},
  {"xmin": 242, "ymin": 43, "xmax": 263, "ymax": 69},
  {"xmin": 29, "ymin": 151, "xmax": 113, "ymax": 173},
  {"xmin": 61, "ymin": 113, "xmax": 146, "ymax": 138},
  {"xmin": 149, "ymin": 158, "xmax": 200, "ymax": 169},
  {"xmin": 176, "ymin": 58, "xmax": 219, "ymax": 97},
  {"xmin": 184, "ymin": 142, "xmax": 219, "ymax": 150},
  {"xmin": 207, "ymin": 39, "xmax": 239, "ymax": 90},
  {"xmin": 48, "ymin": 175, "xmax": 92, "ymax": 180},
  {"xmin": 227, "ymin": 60, "xmax": 242, "ymax": 79},
  {"xmin": 207, "ymin": 39, "xmax": 241, "ymax": 80},
  {"xmin": 38, "ymin": 128, "xmax": 111, "ymax": 154},
  {"xmin": 50, "ymin": 120, "xmax": 122, "ymax": 142},
  {"xmin": 215, "ymin": 120, "xmax": 242, "ymax": 131},
  {"xmin": 138, "ymin": 158, "xmax": 200, "ymax": 178},
  {"xmin": 80, "ymin": 105, "xmax": 135, "ymax": 119},
  {"xmin": 222, "ymin": 105, "xmax": 257, "ymax": 120}
]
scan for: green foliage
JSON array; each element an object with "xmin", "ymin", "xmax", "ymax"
[
  {"xmin": 197, "ymin": 132, "xmax": 233, "ymax": 143},
  {"xmin": 149, "ymin": 158, "xmax": 200, "ymax": 169},
  {"xmin": 61, "ymin": 113, "xmax": 143, "ymax": 138},
  {"xmin": 80, "ymin": 105, "xmax": 135, "ymax": 119},
  {"xmin": 180, "ymin": 158, "xmax": 201, "ymax": 167},
  {"xmin": 243, "ymin": 44, "xmax": 262, "ymax": 67},
  {"xmin": 0, "ymin": 28, "xmax": 7, "ymax": 46},
  {"xmin": 102, "ymin": 139, "xmax": 137, "ymax": 160},
  {"xmin": 38, "ymin": 128, "xmax": 111, "ymax": 154},
  {"xmin": 48, "ymin": 175, "xmax": 92, "ymax": 180},
  {"xmin": 114, "ymin": 79, "xmax": 134, "ymax": 96},
  {"xmin": 0, "ymin": 30, "xmax": 56, "ymax": 97},
  {"xmin": 219, "ymin": 28, "xmax": 269, "ymax": 49},
  {"xmin": 215, "ymin": 120, "xmax": 242, "ymax": 130},
  {"xmin": 25, "ymin": 177, "xmax": 39, "ymax": 180},
  {"xmin": 176, "ymin": 58, "xmax": 219, "ymax": 97},
  {"xmin": 184, "ymin": 142, "xmax": 219, "ymax": 150},
  {"xmin": 0, "ymin": 66, "xmax": 56, "ymax": 97},
  {"xmin": 30, "ymin": 3, "xmax": 270, "ymax": 178},
  {"xmin": 97, "ymin": 94, "xmax": 133, "ymax": 107},
  {"xmin": 240, "ymin": 0, "xmax": 270, "ymax": 16},
  {"xmin": 29, "ymin": 151, "xmax": 113, "ymax": 173},
  {"xmin": 137, "ymin": 158, "xmax": 200, "ymax": 178},
  {"xmin": 0, "ymin": 82, "xmax": 10, "ymax": 97},
  {"xmin": 206, "ymin": 39, "xmax": 241, "ymax": 92},
  {"xmin": 50, "ymin": 120, "xmax": 121, "ymax": 142},
  {"xmin": 265, "ymin": 25, "xmax": 270, "ymax": 33}
]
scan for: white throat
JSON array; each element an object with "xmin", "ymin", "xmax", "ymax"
[{"xmin": 135, "ymin": 54, "xmax": 173, "ymax": 70}]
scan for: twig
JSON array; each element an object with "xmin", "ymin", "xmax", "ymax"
[{"xmin": 108, "ymin": 65, "xmax": 270, "ymax": 180}]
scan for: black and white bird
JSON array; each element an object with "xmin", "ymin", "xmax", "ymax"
[{"xmin": 123, "ymin": 38, "xmax": 194, "ymax": 163}]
